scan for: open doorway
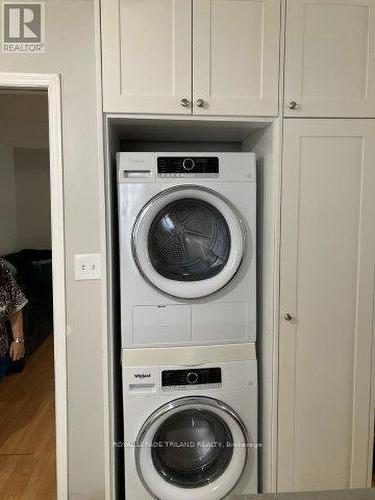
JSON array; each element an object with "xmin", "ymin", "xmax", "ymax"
[
  {"xmin": 0, "ymin": 90, "xmax": 56, "ymax": 497},
  {"xmin": 0, "ymin": 74, "xmax": 66, "ymax": 499}
]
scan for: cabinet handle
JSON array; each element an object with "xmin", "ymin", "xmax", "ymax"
[
  {"xmin": 180, "ymin": 98, "xmax": 190, "ymax": 107},
  {"xmin": 283, "ymin": 313, "xmax": 294, "ymax": 321},
  {"xmin": 288, "ymin": 100, "xmax": 299, "ymax": 110},
  {"xmin": 196, "ymin": 98, "xmax": 205, "ymax": 108}
]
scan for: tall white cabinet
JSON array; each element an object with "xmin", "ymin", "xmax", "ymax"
[
  {"xmin": 278, "ymin": 0, "xmax": 375, "ymax": 493},
  {"xmin": 278, "ymin": 119, "xmax": 375, "ymax": 491}
]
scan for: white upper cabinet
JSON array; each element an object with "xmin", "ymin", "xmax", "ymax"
[
  {"xmin": 101, "ymin": 0, "xmax": 192, "ymax": 114},
  {"xmin": 193, "ymin": 0, "xmax": 281, "ymax": 116},
  {"xmin": 284, "ymin": 0, "xmax": 375, "ymax": 117},
  {"xmin": 101, "ymin": 0, "xmax": 281, "ymax": 116}
]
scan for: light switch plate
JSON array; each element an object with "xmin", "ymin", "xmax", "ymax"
[{"xmin": 74, "ymin": 254, "xmax": 101, "ymax": 280}]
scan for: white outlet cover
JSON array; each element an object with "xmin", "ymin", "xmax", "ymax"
[{"xmin": 74, "ymin": 254, "xmax": 101, "ymax": 280}]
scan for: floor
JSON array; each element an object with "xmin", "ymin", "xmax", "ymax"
[{"xmin": 0, "ymin": 335, "xmax": 56, "ymax": 499}]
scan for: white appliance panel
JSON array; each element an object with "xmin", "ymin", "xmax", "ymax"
[
  {"xmin": 132, "ymin": 304, "xmax": 191, "ymax": 344},
  {"xmin": 117, "ymin": 152, "xmax": 256, "ymax": 348},
  {"xmin": 123, "ymin": 356, "xmax": 258, "ymax": 499}
]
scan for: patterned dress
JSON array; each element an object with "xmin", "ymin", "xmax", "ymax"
[{"xmin": 0, "ymin": 259, "xmax": 28, "ymax": 357}]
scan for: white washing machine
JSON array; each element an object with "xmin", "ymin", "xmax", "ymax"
[
  {"xmin": 122, "ymin": 345, "xmax": 258, "ymax": 499},
  {"xmin": 117, "ymin": 152, "xmax": 256, "ymax": 348}
]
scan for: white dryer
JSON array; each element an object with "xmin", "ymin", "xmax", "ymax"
[
  {"xmin": 117, "ymin": 152, "xmax": 256, "ymax": 348},
  {"xmin": 122, "ymin": 347, "xmax": 258, "ymax": 499}
]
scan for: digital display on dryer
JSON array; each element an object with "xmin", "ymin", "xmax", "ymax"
[
  {"xmin": 162, "ymin": 368, "xmax": 222, "ymax": 387},
  {"xmin": 157, "ymin": 156, "xmax": 219, "ymax": 175}
]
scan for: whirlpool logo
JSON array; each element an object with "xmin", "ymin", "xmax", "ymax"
[
  {"xmin": 2, "ymin": 2, "xmax": 45, "ymax": 53},
  {"xmin": 134, "ymin": 373, "xmax": 151, "ymax": 379}
]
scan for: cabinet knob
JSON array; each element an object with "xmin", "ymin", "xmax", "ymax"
[
  {"xmin": 196, "ymin": 98, "xmax": 205, "ymax": 108},
  {"xmin": 283, "ymin": 313, "xmax": 294, "ymax": 321},
  {"xmin": 180, "ymin": 98, "xmax": 190, "ymax": 107},
  {"xmin": 288, "ymin": 100, "xmax": 299, "ymax": 110}
]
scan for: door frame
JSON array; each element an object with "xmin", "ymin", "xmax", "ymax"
[{"xmin": 0, "ymin": 72, "xmax": 67, "ymax": 499}]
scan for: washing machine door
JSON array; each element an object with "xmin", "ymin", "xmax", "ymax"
[
  {"xmin": 135, "ymin": 396, "xmax": 248, "ymax": 500},
  {"xmin": 132, "ymin": 185, "xmax": 245, "ymax": 299}
]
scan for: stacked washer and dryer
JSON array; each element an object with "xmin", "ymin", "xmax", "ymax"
[{"xmin": 117, "ymin": 152, "xmax": 258, "ymax": 500}]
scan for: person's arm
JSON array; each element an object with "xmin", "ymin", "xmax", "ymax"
[{"xmin": 9, "ymin": 309, "xmax": 25, "ymax": 361}]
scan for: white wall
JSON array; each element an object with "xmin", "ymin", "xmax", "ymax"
[
  {"xmin": 0, "ymin": 92, "xmax": 49, "ymax": 149},
  {"xmin": 0, "ymin": 145, "xmax": 17, "ymax": 255},
  {"xmin": 0, "ymin": 2, "xmax": 105, "ymax": 498},
  {"xmin": 0, "ymin": 94, "xmax": 51, "ymax": 254},
  {"xmin": 14, "ymin": 147, "xmax": 51, "ymax": 250}
]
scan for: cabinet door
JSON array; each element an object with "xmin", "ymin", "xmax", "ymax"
[
  {"xmin": 101, "ymin": 0, "xmax": 192, "ymax": 114},
  {"xmin": 193, "ymin": 0, "xmax": 280, "ymax": 116},
  {"xmin": 278, "ymin": 119, "xmax": 375, "ymax": 491},
  {"xmin": 284, "ymin": 0, "xmax": 375, "ymax": 117}
]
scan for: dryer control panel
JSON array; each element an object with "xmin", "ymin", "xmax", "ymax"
[
  {"xmin": 157, "ymin": 156, "xmax": 219, "ymax": 177},
  {"xmin": 161, "ymin": 367, "xmax": 222, "ymax": 391}
]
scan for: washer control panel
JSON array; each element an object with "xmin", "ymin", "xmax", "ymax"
[
  {"xmin": 157, "ymin": 156, "xmax": 219, "ymax": 177},
  {"xmin": 161, "ymin": 367, "xmax": 222, "ymax": 391}
]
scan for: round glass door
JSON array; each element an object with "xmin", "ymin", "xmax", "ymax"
[
  {"xmin": 136, "ymin": 397, "xmax": 248, "ymax": 500},
  {"xmin": 151, "ymin": 408, "xmax": 233, "ymax": 487},
  {"xmin": 148, "ymin": 198, "xmax": 231, "ymax": 282},
  {"xmin": 132, "ymin": 186, "xmax": 245, "ymax": 299}
]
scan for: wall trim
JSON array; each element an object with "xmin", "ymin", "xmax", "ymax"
[
  {"xmin": 0, "ymin": 72, "xmax": 68, "ymax": 499},
  {"xmin": 93, "ymin": 0, "xmax": 112, "ymax": 497}
]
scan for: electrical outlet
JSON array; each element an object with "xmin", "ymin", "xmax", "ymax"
[{"xmin": 74, "ymin": 254, "xmax": 101, "ymax": 280}]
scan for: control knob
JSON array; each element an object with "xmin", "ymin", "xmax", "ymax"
[
  {"xmin": 186, "ymin": 371, "xmax": 199, "ymax": 384},
  {"xmin": 182, "ymin": 158, "xmax": 195, "ymax": 171}
]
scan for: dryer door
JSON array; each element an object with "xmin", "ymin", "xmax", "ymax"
[
  {"xmin": 132, "ymin": 185, "xmax": 245, "ymax": 299},
  {"xmin": 135, "ymin": 396, "xmax": 249, "ymax": 500}
]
